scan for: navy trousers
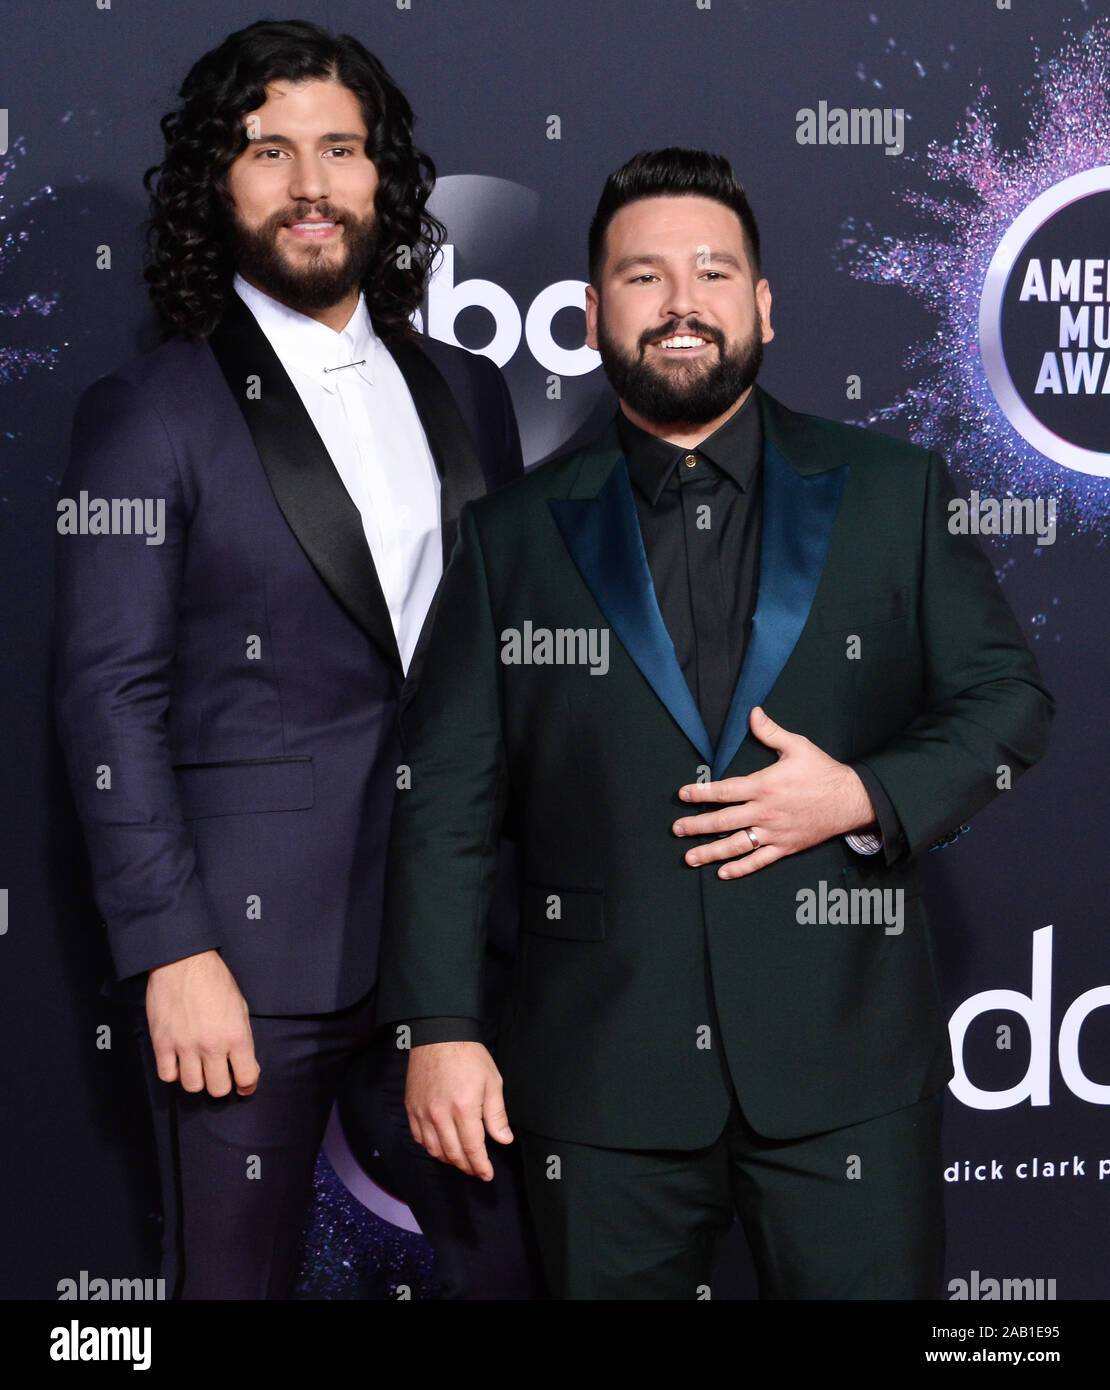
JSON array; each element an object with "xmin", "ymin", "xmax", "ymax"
[{"xmin": 134, "ymin": 991, "xmax": 544, "ymax": 1299}]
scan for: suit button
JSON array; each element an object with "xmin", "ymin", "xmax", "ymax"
[{"xmin": 685, "ymin": 454, "xmax": 697, "ymax": 468}]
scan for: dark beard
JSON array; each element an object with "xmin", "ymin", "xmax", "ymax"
[
  {"xmin": 227, "ymin": 200, "xmax": 380, "ymax": 313},
  {"xmin": 596, "ymin": 310, "xmax": 763, "ymax": 426}
]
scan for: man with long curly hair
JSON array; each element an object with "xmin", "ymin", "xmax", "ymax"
[{"xmin": 54, "ymin": 19, "xmax": 537, "ymax": 1299}]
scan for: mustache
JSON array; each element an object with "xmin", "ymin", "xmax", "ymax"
[
  {"xmin": 262, "ymin": 201, "xmax": 349, "ymax": 232},
  {"xmin": 639, "ymin": 319, "xmax": 725, "ymax": 352}
]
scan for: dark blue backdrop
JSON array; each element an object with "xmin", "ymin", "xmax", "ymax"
[{"xmin": 2, "ymin": 0, "xmax": 1107, "ymax": 1302}]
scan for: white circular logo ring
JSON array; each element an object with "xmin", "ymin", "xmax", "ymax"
[{"xmin": 979, "ymin": 166, "xmax": 1110, "ymax": 479}]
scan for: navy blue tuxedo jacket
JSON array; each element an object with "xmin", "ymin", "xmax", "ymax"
[{"xmin": 54, "ymin": 293, "xmax": 522, "ymax": 1014}]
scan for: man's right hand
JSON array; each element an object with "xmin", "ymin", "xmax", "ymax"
[
  {"xmin": 145, "ymin": 949, "xmax": 260, "ymax": 1098},
  {"xmin": 405, "ymin": 1041, "xmax": 513, "ymax": 1181}
]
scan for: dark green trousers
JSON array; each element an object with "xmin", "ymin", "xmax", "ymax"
[{"xmin": 519, "ymin": 1093, "xmax": 944, "ymax": 1300}]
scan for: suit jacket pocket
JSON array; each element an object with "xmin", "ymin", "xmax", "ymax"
[
  {"xmin": 173, "ymin": 756, "xmax": 314, "ymax": 819},
  {"xmin": 521, "ymin": 882, "xmax": 605, "ymax": 941},
  {"xmin": 818, "ymin": 588, "xmax": 908, "ymax": 633}
]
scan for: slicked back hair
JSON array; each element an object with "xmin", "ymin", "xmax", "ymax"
[{"xmin": 588, "ymin": 148, "xmax": 762, "ymax": 285}]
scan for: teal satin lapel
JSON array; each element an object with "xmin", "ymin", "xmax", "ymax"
[
  {"xmin": 712, "ymin": 443, "xmax": 846, "ymax": 778},
  {"xmin": 547, "ymin": 442, "xmax": 846, "ymax": 775},
  {"xmin": 548, "ymin": 459, "xmax": 714, "ymax": 763}
]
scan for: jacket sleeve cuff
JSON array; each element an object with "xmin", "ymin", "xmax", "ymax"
[
  {"xmin": 844, "ymin": 762, "xmax": 908, "ymax": 866},
  {"xmin": 407, "ymin": 1017, "xmax": 484, "ymax": 1047}
]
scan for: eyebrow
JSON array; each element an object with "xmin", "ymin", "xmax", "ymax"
[
  {"xmin": 246, "ymin": 131, "xmax": 367, "ymax": 145},
  {"xmin": 611, "ymin": 250, "xmax": 744, "ymax": 274}
]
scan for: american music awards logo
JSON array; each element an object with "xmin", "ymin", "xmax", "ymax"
[
  {"xmin": 979, "ymin": 167, "xmax": 1110, "ymax": 479},
  {"xmin": 838, "ymin": 16, "xmax": 1110, "ymax": 534}
]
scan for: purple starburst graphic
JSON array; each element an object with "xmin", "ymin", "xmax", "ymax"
[
  {"xmin": 0, "ymin": 135, "xmax": 60, "ymax": 387},
  {"xmin": 838, "ymin": 17, "xmax": 1110, "ymax": 536}
]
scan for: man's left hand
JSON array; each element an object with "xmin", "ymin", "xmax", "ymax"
[{"xmin": 673, "ymin": 706, "xmax": 877, "ymax": 878}]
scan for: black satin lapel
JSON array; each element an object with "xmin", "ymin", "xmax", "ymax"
[
  {"xmin": 207, "ymin": 295, "xmax": 402, "ymax": 674},
  {"xmin": 385, "ymin": 337, "xmax": 486, "ymax": 568}
]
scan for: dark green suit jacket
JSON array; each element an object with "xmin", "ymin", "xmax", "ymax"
[{"xmin": 378, "ymin": 386, "xmax": 1053, "ymax": 1147}]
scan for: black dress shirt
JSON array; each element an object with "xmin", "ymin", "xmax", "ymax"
[{"xmin": 619, "ymin": 393, "xmax": 763, "ymax": 748}]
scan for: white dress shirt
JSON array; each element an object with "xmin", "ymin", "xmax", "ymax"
[{"xmin": 233, "ymin": 273, "xmax": 443, "ymax": 673}]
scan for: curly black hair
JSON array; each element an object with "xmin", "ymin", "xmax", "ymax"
[{"xmin": 142, "ymin": 18, "xmax": 445, "ymax": 341}]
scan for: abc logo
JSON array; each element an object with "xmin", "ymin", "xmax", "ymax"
[
  {"xmin": 948, "ymin": 926, "xmax": 1110, "ymax": 1109},
  {"xmin": 413, "ymin": 174, "xmax": 602, "ymax": 381},
  {"xmin": 414, "ymin": 244, "xmax": 600, "ymax": 377}
]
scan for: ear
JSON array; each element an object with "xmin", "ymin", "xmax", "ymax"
[
  {"xmin": 756, "ymin": 278, "xmax": 774, "ymax": 344},
  {"xmin": 584, "ymin": 284, "xmax": 600, "ymax": 351}
]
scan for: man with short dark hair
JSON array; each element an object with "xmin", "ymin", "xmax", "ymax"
[
  {"xmin": 54, "ymin": 19, "xmax": 536, "ymax": 1299},
  {"xmin": 378, "ymin": 147, "xmax": 1054, "ymax": 1299}
]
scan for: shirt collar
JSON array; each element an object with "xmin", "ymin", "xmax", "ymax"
[
  {"xmin": 618, "ymin": 387, "xmax": 763, "ymax": 506},
  {"xmin": 232, "ymin": 272, "xmax": 377, "ymax": 391}
]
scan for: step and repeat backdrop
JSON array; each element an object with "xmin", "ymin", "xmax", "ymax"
[{"xmin": 1, "ymin": 0, "xmax": 1107, "ymax": 1304}]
